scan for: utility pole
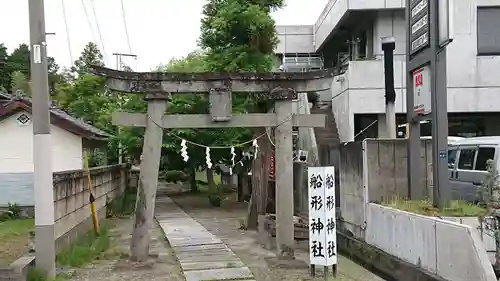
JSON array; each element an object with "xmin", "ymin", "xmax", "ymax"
[
  {"xmin": 29, "ymin": 0, "xmax": 56, "ymax": 277},
  {"xmin": 406, "ymin": 0, "xmax": 452, "ymax": 207},
  {"xmin": 112, "ymin": 52, "xmax": 137, "ymax": 164},
  {"xmin": 112, "ymin": 52, "xmax": 137, "ymax": 71},
  {"xmin": 382, "ymin": 36, "xmax": 396, "ymax": 138}
]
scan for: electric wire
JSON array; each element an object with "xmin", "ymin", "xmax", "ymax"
[
  {"xmin": 120, "ymin": 0, "xmax": 133, "ymax": 54},
  {"xmin": 89, "ymin": 0, "xmax": 109, "ymax": 65},
  {"xmin": 60, "ymin": 0, "xmax": 74, "ymax": 64},
  {"xmin": 80, "ymin": 0, "xmax": 100, "ymax": 53}
]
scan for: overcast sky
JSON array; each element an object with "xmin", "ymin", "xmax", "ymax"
[{"xmin": 1, "ymin": 0, "xmax": 327, "ymax": 71}]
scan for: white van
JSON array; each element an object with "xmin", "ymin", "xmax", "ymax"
[
  {"xmin": 421, "ymin": 136, "xmax": 465, "ymax": 144},
  {"xmin": 447, "ymin": 136, "xmax": 500, "ymax": 202}
]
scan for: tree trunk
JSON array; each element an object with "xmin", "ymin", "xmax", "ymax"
[
  {"xmin": 237, "ymin": 173, "xmax": 244, "ymax": 202},
  {"xmin": 189, "ymin": 165, "xmax": 198, "ymax": 193},
  {"xmin": 246, "ymin": 129, "xmax": 271, "ymax": 229},
  {"xmin": 207, "ymin": 169, "xmax": 215, "ymax": 192}
]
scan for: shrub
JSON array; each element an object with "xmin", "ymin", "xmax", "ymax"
[
  {"xmin": 163, "ymin": 170, "xmax": 188, "ymax": 183},
  {"xmin": 7, "ymin": 202, "xmax": 22, "ymax": 219}
]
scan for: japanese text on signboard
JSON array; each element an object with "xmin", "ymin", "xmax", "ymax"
[{"xmin": 308, "ymin": 166, "xmax": 337, "ymax": 266}]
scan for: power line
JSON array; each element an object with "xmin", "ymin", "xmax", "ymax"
[
  {"xmin": 119, "ymin": 0, "xmax": 133, "ymax": 54},
  {"xmin": 80, "ymin": 0, "xmax": 100, "ymax": 58},
  {"xmin": 89, "ymin": 0, "xmax": 109, "ymax": 65},
  {"xmin": 60, "ymin": 0, "xmax": 74, "ymax": 63}
]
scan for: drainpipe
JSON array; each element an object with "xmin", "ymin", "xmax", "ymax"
[
  {"xmin": 381, "ymin": 36, "xmax": 396, "ymax": 138},
  {"xmin": 312, "ymin": 25, "xmax": 317, "ymax": 51}
]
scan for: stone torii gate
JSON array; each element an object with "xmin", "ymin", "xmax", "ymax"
[{"xmin": 91, "ymin": 65, "xmax": 335, "ymax": 261}]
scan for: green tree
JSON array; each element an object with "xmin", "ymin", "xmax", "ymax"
[
  {"xmin": 198, "ymin": 0, "xmax": 284, "ymax": 223},
  {"xmin": 160, "ymin": 51, "xmax": 252, "ymax": 195},
  {"xmin": 0, "ymin": 44, "xmax": 9, "ymax": 91},
  {"xmin": 199, "ymin": 0, "xmax": 283, "ymax": 72},
  {"xmin": 6, "ymin": 44, "xmax": 30, "ymax": 78},
  {"xmin": 71, "ymin": 42, "xmax": 105, "ymax": 77},
  {"xmin": 2, "ymin": 43, "xmax": 62, "ymax": 94},
  {"xmin": 479, "ymin": 160, "xmax": 500, "ymax": 273},
  {"xmin": 120, "ymin": 62, "xmax": 133, "ymax": 72},
  {"xmin": 47, "ymin": 57, "xmax": 65, "ymax": 95},
  {"xmin": 10, "ymin": 70, "xmax": 30, "ymax": 95}
]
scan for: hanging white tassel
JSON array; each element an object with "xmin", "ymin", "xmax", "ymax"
[
  {"xmin": 205, "ymin": 147, "xmax": 212, "ymax": 169},
  {"xmin": 230, "ymin": 147, "xmax": 236, "ymax": 166},
  {"xmin": 180, "ymin": 139, "xmax": 189, "ymax": 162},
  {"xmin": 230, "ymin": 147, "xmax": 236, "ymax": 175},
  {"xmin": 252, "ymin": 139, "xmax": 259, "ymax": 159}
]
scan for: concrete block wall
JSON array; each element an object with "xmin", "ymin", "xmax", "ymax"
[
  {"xmin": 366, "ymin": 204, "xmax": 496, "ymax": 281},
  {"xmin": 339, "ymin": 141, "xmax": 366, "ymax": 237},
  {"xmin": 52, "ymin": 164, "xmax": 129, "ymax": 250},
  {"xmin": 441, "ymin": 217, "xmax": 496, "ymax": 264},
  {"xmin": 338, "ymin": 139, "xmax": 498, "ymax": 280},
  {"xmin": 339, "ymin": 139, "xmax": 432, "ymax": 236}
]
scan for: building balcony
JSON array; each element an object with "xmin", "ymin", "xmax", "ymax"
[
  {"xmin": 331, "ymin": 58, "xmax": 407, "ymax": 115},
  {"xmin": 331, "ymin": 57, "xmax": 500, "ymax": 142},
  {"xmin": 332, "ymin": 57, "xmax": 500, "ymax": 115}
]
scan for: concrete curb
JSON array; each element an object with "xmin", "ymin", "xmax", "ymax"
[{"xmin": 0, "ymin": 255, "xmax": 36, "ymax": 281}]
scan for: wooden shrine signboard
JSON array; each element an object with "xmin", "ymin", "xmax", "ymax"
[{"xmin": 308, "ymin": 166, "xmax": 337, "ymax": 277}]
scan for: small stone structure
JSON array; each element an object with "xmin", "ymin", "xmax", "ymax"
[{"xmin": 91, "ymin": 65, "xmax": 335, "ymax": 260}]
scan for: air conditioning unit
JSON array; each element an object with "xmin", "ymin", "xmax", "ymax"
[{"xmin": 293, "ymin": 150, "xmax": 308, "ymax": 163}]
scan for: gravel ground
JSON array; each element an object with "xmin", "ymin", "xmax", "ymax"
[
  {"xmin": 168, "ymin": 190, "xmax": 386, "ymax": 281},
  {"xmin": 64, "ymin": 217, "xmax": 185, "ymax": 281}
]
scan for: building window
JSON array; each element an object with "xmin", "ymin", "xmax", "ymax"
[
  {"xmin": 474, "ymin": 147, "xmax": 496, "ymax": 171},
  {"xmin": 458, "ymin": 149, "xmax": 477, "ymax": 170},
  {"xmin": 477, "ymin": 7, "xmax": 500, "ymax": 55}
]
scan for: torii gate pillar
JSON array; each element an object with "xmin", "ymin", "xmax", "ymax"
[{"xmin": 274, "ymin": 95, "xmax": 295, "ymax": 258}]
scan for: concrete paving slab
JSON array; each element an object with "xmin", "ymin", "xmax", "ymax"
[
  {"xmin": 181, "ymin": 260, "xmax": 245, "ymax": 271},
  {"xmin": 167, "ymin": 239, "xmax": 223, "ymax": 247},
  {"xmin": 184, "ymin": 267, "xmax": 253, "ymax": 281},
  {"xmin": 176, "ymin": 248, "xmax": 238, "ymax": 258},
  {"xmin": 174, "ymin": 243, "xmax": 228, "ymax": 252},
  {"xmin": 155, "ymin": 196, "xmax": 255, "ymax": 281}
]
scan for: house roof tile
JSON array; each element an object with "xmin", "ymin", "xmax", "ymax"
[{"xmin": 0, "ymin": 93, "xmax": 111, "ymax": 141}]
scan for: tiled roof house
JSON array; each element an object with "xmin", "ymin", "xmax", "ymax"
[{"xmin": 0, "ymin": 92, "xmax": 111, "ymax": 206}]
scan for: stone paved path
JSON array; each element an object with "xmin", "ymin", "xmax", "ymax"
[{"xmin": 155, "ymin": 196, "xmax": 255, "ymax": 281}]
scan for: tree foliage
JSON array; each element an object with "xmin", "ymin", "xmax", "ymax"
[
  {"xmin": 10, "ymin": 70, "xmax": 30, "ymax": 95},
  {"xmin": 158, "ymin": 51, "xmax": 252, "ymax": 176},
  {"xmin": 0, "ymin": 43, "xmax": 62, "ymax": 94},
  {"xmin": 71, "ymin": 42, "xmax": 105, "ymax": 77},
  {"xmin": 198, "ymin": 0, "xmax": 283, "ymax": 214},
  {"xmin": 199, "ymin": 0, "xmax": 284, "ymax": 72},
  {"xmin": 200, "ymin": 0, "xmax": 284, "ymax": 114}
]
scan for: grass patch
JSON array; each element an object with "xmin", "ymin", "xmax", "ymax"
[
  {"xmin": 0, "ymin": 218, "xmax": 34, "ymax": 262},
  {"xmin": 0, "ymin": 218, "xmax": 34, "ymax": 238},
  {"xmin": 106, "ymin": 188, "xmax": 137, "ymax": 218},
  {"xmin": 195, "ymin": 170, "xmax": 221, "ymax": 185},
  {"xmin": 56, "ymin": 224, "xmax": 112, "ymax": 267},
  {"xmin": 382, "ymin": 198, "xmax": 486, "ymax": 217},
  {"xmin": 26, "ymin": 268, "xmax": 76, "ymax": 281}
]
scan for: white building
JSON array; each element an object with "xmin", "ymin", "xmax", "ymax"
[
  {"xmin": 276, "ymin": 0, "xmax": 500, "ymax": 142},
  {"xmin": 0, "ymin": 93, "xmax": 110, "ymax": 206}
]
